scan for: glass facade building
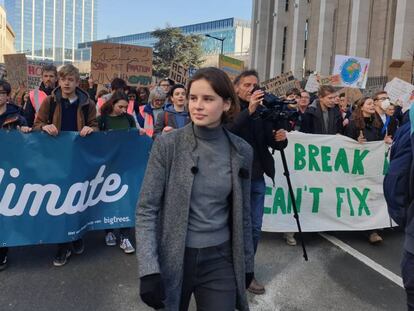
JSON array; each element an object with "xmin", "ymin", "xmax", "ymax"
[
  {"xmin": 5, "ymin": 0, "xmax": 97, "ymax": 63},
  {"xmin": 78, "ymin": 18, "xmax": 250, "ymax": 60}
]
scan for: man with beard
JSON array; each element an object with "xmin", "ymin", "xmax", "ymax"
[{"xmin": 24, "ymin": 64, "xmax": 58, "ymax": 127}]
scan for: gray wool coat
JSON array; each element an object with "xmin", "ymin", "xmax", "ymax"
[{"xmin": 136, "ymin": 123, "xmax": 254, "ymax": 311}]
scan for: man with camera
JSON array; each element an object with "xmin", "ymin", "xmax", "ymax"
[{"xmin": 228, "ymin": 70, "xmax": 287, "ymax": 295}]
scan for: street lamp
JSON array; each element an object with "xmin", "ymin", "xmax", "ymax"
[{"xmin": 205, "ymin": 34, "xmax": 226, "ymax": 55}]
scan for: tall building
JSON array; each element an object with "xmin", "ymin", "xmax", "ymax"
[
  {"xmin": 0, "ymin": 5, "xmax": 15, "ymax": 63},
  {"xmin": 78, "ymin": 17, "xmax": 250, "ymax": 62},
  {"xmin": 5, "ymin": 0, "xmax": 97, "ymax": 63},
  {"xmin": 250, "ymin": 0, "xmax": 414, "ymax": 81}
]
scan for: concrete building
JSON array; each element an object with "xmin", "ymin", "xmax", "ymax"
[
  {"xmin": 78, "ymin": 18, "xmax": 251, "ymax": 65},
  {"xmin": 5, "ymin": 0, "xmax": 97, "ymax": 63},
  {"xmin": 0, "ymin": 5, "xmax": 15, "ymax": 63},
  {"xmin": 250, "ymin": 0, "xmax": 414, "ymax": 81}
]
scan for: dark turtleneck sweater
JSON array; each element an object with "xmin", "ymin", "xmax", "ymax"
[{"xmin": 186, "ymin": 124, "xmax": 232, "ymax": 248}]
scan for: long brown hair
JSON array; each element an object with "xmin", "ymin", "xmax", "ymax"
[
  {"xmin": 351, "ymin": 97, "xmax": 382, "ymax": 130},
  {"xmin": 187, "ymin": 67, "xmax": 240, "ymax": 122},
  {"xmin": 100, "ymin": 91, "xmax": 129, "ymax": 116}
]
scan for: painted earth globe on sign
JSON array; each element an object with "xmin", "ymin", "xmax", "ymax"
[{"xmin": 340, "ymin": 59, "xmax": 361, "ymax": 84}]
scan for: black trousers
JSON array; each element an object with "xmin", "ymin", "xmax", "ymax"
[
  {"xmin": 0, "ymin": 247, "xmax": 8, "ymax": 258},
  {"xmin": 179, "ymin": 241, "xmax": 237, "ymax": 311},
  {"xmin": 402, "ymin": 250, "xmax": 414, "ymax": 311}
]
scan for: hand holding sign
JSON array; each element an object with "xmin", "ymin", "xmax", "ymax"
[{"xmin": 357, "ymin": 130, "xmax": 366, "ymax": 144}]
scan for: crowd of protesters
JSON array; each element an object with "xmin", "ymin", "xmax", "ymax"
[{"xmin": 0, "ymin": 62, "xmax": 412, "ymax": 311}]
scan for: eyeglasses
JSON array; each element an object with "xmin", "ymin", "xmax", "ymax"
[{"xmin": 376, "ymin": 97, "xmax": 390, "ymax": 101}]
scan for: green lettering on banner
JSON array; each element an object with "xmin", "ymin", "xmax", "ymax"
[
  {"xmin": 264, "ymin": 187, "xmax": 272, "ymax": 214},
  {"xmin": 351, "ymin": 149, "xmax": 369, "ymax": 175},
  {"xmin": 273, "ymin": 188, "xmax": 286, "ymax": 214},
  {"xmin": 309, "ymin": 187, "xmax": 323, "ymax": 213},
  {"xmin": 287, "ymin": 188, "xmax": 302, "ymax": 214},
  {"xmin": 294, "ymin": 143, "xmax": 306, "ymax": 170},
  {"xmin": 336, "ymin": 187, "xmax": 346, "ymax": 217},
  {"xmin": 346, "ymin": 188, "xmax": 355, "ymax": 216},
  {"xmin": 321, "ymin": 146, "xmax": 332, "ymax": 172},
  {"xmin": 334, "ymin": 148, "xmax": 349, "ymax": 173},
  {"xmin": 383, "ymin": 152, "xmax": 389, "ymax": 175},
  {"xmin": 308, "ymin": 144, "xmax": 321, "ymax": 171},
  {"xmin": 353, "ymin": 188, "xmax": 371, "ymax": 216}
]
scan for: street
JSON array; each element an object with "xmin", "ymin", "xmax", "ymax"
[{"xmin": 0, "ymin": 228, "xmax": 406, "ymax": 311}]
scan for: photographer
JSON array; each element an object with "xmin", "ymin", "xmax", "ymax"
[{"xmin": 227, "ymin": 70, "xmax": 287, "ymax": 295}]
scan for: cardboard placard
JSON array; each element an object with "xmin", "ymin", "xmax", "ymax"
[
  {"xmin": 261, "ymin": 72, "xmax": 301, "ymax": 97},
  {"xmin": 4, "ymin": 53, "xmax": 28, "ymax": 92},
  {"xmin": 169, "ymin": 62, "xmax": 189, "ymax": 85},
  {"xmin": 387, "ymin": 59, "xmax": 413, "ymax": 83},
  {"xmin": 27, "ymin": 60, "xmax": 53, "ymax": 91},
  {"xmin": 384, "ymin": 78, "xmax": 414, "ymax": 104},
  {"xmin": 90, "ymin": 43, "xmax": 153, "ymax": 87},
  {"xmin": 338, "ymin": 87, "xmax": 363, "ymax": 105}
]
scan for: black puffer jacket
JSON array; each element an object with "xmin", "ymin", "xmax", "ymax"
[
  {"xmin": 226, "ymin": 99, "xmax": 287, "ymax": 181},
  {"xmin": 0, "ymin": 103, "xmax": 27, "ymax": 129}
]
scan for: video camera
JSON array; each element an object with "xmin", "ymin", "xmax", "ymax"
[{"xmin": 251, "ymin": 85, "xmax": 298, "ymax": 130}]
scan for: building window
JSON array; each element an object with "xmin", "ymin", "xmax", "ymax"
[
  {"xmin": 285, "ymin": 0, "xmax": 289, "ymax": 11},
  {"xmin": 281, "ymin": 26, "xmax": 287, "ymax": 73}
]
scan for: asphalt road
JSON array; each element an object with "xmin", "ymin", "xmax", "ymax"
[{"xmin": 0, "ymin": 228, "xmax": 407, "ymax": 311}]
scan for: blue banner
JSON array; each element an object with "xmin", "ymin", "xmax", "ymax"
[{"xmin": 0, "ymin": 130, "xmax": 152, "ymax": 247}]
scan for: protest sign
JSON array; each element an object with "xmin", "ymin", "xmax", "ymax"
[
  {"xmin": 169, "ymin": 62, "xmax": 189, "ymax": 85},
  {"xmin": 384, "ymin": 77, "xmax": 414, "ymax": 104},
  {"xmin": 387, "ymin": 59, "xmax": 413, "ymax": 83},
  {"xmin": 262, "ymin": 132, "xmax": 391, "ymax": 232},
  {"xmin": 333, "ymin": 55, "xmax": 370, "ymax": 88},
  {"xmin": 27, "ymin": 60, "xmax": 52, "ymax": 90},
  {"xmin": 90, "ymin": 43, "xmax": 153, "ymax": 87},
  {"xmin": 304, "ymin": 74, "xmax": 320, "ymax": 93},
  {"xmin": 4, "ymin": 53, "xmax": 28, "ymax": 92},
  {"xmin": 261, "ymin": 72, "xmax": 302, "ymax": 97},
  {"xmin": 317, "ymin": 74, "xmax": 341, "ymax": 87},
  {"xmin": 338, "ymin": 87, "xmax": 363, "ymax": 105},
  {"xmin": 219, "ymin": 54, "xmax": 244, "ymax": 82},
  {"xmin": 0, "ymin": 130, "xmax": 152, "ymax": 247}
]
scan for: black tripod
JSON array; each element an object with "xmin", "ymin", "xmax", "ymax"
[{"xmin": 279, "ymin": 148, "xmax": 308, "ymax": 261}]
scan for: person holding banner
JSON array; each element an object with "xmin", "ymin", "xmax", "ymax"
[
  {"xmin": 33, "ymin": 64, "xmax": 98, "ymax": 267},
  {"xmin": 153, "ymin": 84, "xmax": 190, "ymax": 139},
  {"xmin": 345, "ymin": 96, "xmax": 392, "ymax": 243},
  {"xmin": 0, "ymin": 80, "xmax": 29, "ymax": 270},
  {"xmin": 97, "ymin": 91, "xmax": 136, "ymax": 254},
  {"xmin": 136, "ymin": 67, "xmax": 254, "ymax": 310},
  {"xmin": 24, "ymin": 64, "xmax": 58, "ymax": 127},
  {"xmin": 301, "ymin": 85, "xmax": 343, "ymax": 135},
  {"xmin": 229, "ymin": 69, "xmax": 288, "ymax": 295}
]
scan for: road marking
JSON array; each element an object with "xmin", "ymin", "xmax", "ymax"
[{"xmin": 319, "ymin": 233, "xmax": 404, "ymax": 288}]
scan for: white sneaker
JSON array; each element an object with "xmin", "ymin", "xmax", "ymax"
[
  {"xmin": 284, "ymin": 232, "xmax": 297, "ymax": 246},
  {"xmin": 120, "ymin": 238, "xmax": 135, "ymax": 254},
  {"xmin": 105, "ymin": 232, "xmax": 117, "ymax": 246}
]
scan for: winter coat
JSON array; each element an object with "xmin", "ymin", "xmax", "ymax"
[
  {"xmin": 377, "ymin": 112, "xmax": 398, "ymax": 138},
  {"xmin": 33, "ymin": 86, "xmax": 98, "ymax": 132},
  {"xmin": 344, "ymin": 116, "xmax": 384, "ymax": 142},
  {"xmin": 153, "ymin": 104, "xmax": 191, "ymax": 140},
  {"xmin": 226, "ymin": 98, "xmax": 287, "ymax": 181},
  {"xmin": 0, "ymin": 103, "xmax": 27, "ymax": 129},
  {"xmin": 300, "ymin": 99, "xmax": 343, "ymax": 135},
  {"xmin": 136, "ymin": 123, "xmax": 254, "ymax": 311}
]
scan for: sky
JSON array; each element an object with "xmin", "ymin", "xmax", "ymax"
[{"xmin": 97, "ymin": 0, "xmax": 252, "ymax": 39}]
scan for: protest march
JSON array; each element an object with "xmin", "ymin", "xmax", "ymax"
[{"xmin": 1, "ymin": 1, "xmax": 414, "ymax": 310}]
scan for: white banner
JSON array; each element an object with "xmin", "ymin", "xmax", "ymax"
[{"xmin": 262, "ymin": 132, "xmax": 393, "ymax": 232}]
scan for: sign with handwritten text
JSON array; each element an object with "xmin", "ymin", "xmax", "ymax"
[{"xmin": 90, "ymin": 43, "xmax": 153, "ymax": 87}]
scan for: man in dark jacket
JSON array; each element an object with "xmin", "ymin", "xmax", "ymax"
[
  {"xmin": 0, "ymin": 80, "xmax": 28, "ymax": 271},
  {"xmin": 301, "ymin": 85, "xmax": 343, "ymax": 135},
  {"xmin": 384, "ymin": 112, "xmax": 414, "ymax": 310},
  {"xmin": 23, "ymin": 64, "xmax": 58, "ymax": 127},
  {"xmin": 373, "ymin": 91, "xmax": 398, "ymax": 139},
  {"xmin": 228, "ymin": 70, "xmax": 287, "ymax": 295}
]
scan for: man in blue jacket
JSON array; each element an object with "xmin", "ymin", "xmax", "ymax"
[{"xmin": 384, "ymin": 111, "xmax": 414, "ymax": 310}]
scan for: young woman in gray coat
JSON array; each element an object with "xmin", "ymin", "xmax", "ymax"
[{"xmin": 136, "ymin": 67, "xmax": 255, "ymax": 311}]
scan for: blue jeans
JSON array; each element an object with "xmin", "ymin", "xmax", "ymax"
[
  {"xmin": 402, "ymin": 250, "xmax": 414, "ymax": 311},
  {"xmin": 250, "ymin": 177, "xmax": 266, "ymax": 254}
]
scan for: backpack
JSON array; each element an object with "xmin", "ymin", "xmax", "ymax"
[
  {"xmin": 48, "ymin": 97, "xmax": 90, "ymax": 126},
  {"xmin": 383, "ymin": 121, "xmax": 412, "ymax": 226}
]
